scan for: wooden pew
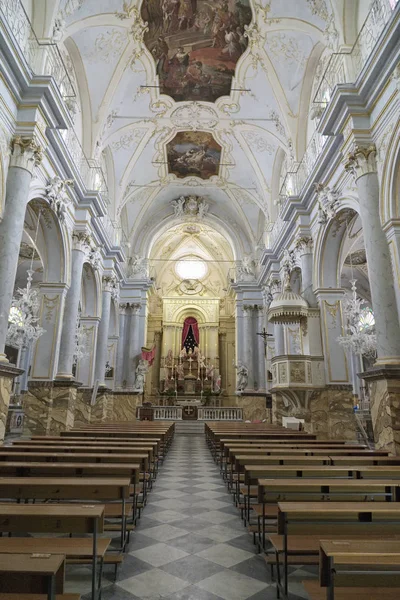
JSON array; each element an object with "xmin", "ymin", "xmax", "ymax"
[
  {"xmin": 0, "ymin": 477, "xmax": 130, "ymax": 551},
  {"xmin": 0, "ymin": 553, "xmax": 66, "ymax": 599},
  {"xmin": 0, "ymin": 504, "xmax": 105, "ymax": 600},
  {"xmin": 302, "ymin": 539, "xmax": 400, "ymax": 599},
  {"xmin": 275, "ymin": 502, "xmax": 400, "ymax": 597}
]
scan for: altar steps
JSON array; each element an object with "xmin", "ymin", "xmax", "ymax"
[{"xmin": 175, "ymin": 421, "xmax": 205, "ymax": 435}]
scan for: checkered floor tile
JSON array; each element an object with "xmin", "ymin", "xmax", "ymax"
[{"xmin": 72, "ymin": 434, "xmax": 310, "ymax": 599}]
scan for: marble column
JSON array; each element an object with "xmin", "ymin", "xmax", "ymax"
[
  {"xmin": 56, "ymin": 232, "xmax": 89, "ymax": 379},
  {"xmin": 151, "ymin": 330, "xmax": 162, "ymax": 395},
  {"xmin": 296, "ymin": 236, "xmax": 318, "ymax": 307},
  {"xmin": 115, "ymin": 304, "xmax": 129, "ymax": 389},
  {"xmin": 0, "ymin": 136, "xmax": 42, "ymax": 362},
  {"xmin": 346, "ymin": 144, "xmax": 400, "ymax": 364},
  {"xmin": 242, "ymin": 305, "xmax": 255, "ymax": 390},
  {"xmin": 219, "ymin": 332, "xmax": 227, "ymax": 395},
  {"xmin": 94, "ymin": 276, "xmax": 114, "ymax": 387},
  {"xmin": 127, "ymin": 303, "xmax": 141, "ymax": 388},
  {"xmin": 256, "ymin": 306, "xmax": 267, "ymax": 391}
]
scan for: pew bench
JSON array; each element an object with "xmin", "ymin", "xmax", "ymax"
[
  {"xmin": 304, "ymin": 539, "xmax": 400, "ymax": 599},
  {"xmin": 273, "ymin": 502, "xmax": 400, "ymax": 598},
  {"xmin": 0, "ymin": 553, "xmax": 66, "ymax": 599},
  {"xmin": 0, "ymin": 477, "xmax": 130, "ymax": 552},
  {"xmin": 0, "ymin": 504, "xmax": 106, "ymax": 600}
]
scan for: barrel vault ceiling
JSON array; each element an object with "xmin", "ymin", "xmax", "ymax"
[{"xmin": 56, "ymin": 0, "xmax": 342, "ymax": 257}]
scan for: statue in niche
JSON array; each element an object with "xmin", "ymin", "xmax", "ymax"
[
  {"xmin": 234, "ymin": 362, "xmax": 248, "ymax": 391},
  {"xmin": 133, "ymin": 359, "xmax": 149, "ymax": 392},
  {"xmin": 214, "ymin": 373, "xmax": 222, "ymax": 393}
]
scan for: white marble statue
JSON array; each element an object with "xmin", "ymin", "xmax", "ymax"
[
  {"xmin": 133, "ymin": 359, "xmax": 149, "ymax": 392},
  {"xmin": 214, "ymin": 374, "xmax": 222, "ymax": 393},
  {"xmin": 198, "ymin": 198, "xmax": 209, "ymax": 219},
  {"xmin": 234, "ymin": 363, "xmax": 248, "ymax": 391},
  {"xmin": 128, "ymin": 254, "xmax": 147, "ymax": 277},
  {"xmin": 172, "ymin": 195, "xmax": 186, "ymax": 218}
]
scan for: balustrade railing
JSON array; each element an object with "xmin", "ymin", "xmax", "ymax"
[
  {"xmin": 153, "ymin": 406, "xmax": 183, "ymax": 420},
  {"xmin": 1, "ymin": 0, "xmax": 112, "ymax": 233},
  {"xmin": 275, "ymin": 0, "xmax": 399, "ymax": 224},
  {"xmin": 0, "ymin": 0, "xmax": 74, "ymax": 99},
  {"xmin": 197, "ymin": 407, "xmax": 243, "ymax": 421}
]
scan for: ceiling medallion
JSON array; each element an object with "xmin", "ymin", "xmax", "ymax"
[
  {"xmin": 141, "ymin": 1, "xmax": 252, "ymax": 103},
  {"xmin": 167, "ymin": 131, "xmax": 222, "ymax": 179}
]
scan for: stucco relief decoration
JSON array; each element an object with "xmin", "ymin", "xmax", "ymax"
[
  {"xmin": 167, "ymin": 131, "xmax": 222, "ymax": 179},
  {"xmin": 170, "ymin": 103, "xmax": 219, "ymax": 130},
  {"xmin": 314, "ymin": 182, "xmax": 340, "ymax": 224},
  {"xmin": 45, "ymin": 176, "xmax": 74, "ymax": 223},
  {"xmin": 290, "ymin": 361, "xmax": 306, "ymax": 383},
  {"xmin": 178, "ymin": 279, "xmax": 204, "ymax": 295},
  {"xmin": 87, "ymin": 245, "xmax": 102, "ymax": 271},
  {"xmin": 236, "ymin": 255, "xmax": 256, "ymax": 281},
  {"xmin": 141, "ymin": 0, "xmax": 251, "ymax": 103},
  {"xmin": 127, "ymin": 254, "xmax": 148, "ymax": 278},
  {"xmin": 171, "ymin": 194, "xmax": 209, "ymax": 219}
]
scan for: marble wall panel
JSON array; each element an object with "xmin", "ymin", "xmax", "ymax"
[
  {"xmin": 309, "ymin": 388, "xmax": 357, "ymax": 440},
  {"xmin": 235, "ymin": 396, "xmax": 267, "ymax": 421},
  {"xmin": 75, "ymin": 389, "xmax": 92, "ymax": 427},
  {"xmin": 23, "ymin": 382, "xmax": 53, "ymax": 436},
  {"xmin": 90, "ymin": 392, "xmax": 114, "ymax": 424},
  {"xmin": 48, "ymin": 384, "xmax": 77, "ymax": 434},
  {"xmin": 112, "ymin": 393, "xmax": 140, "ymax": 422},
  {"xmin": 369, "ymin": 377, "xmax": 400, "ymax": 455},
  {"xmin": 0, "ymin": 374, "xmax": 13, "ymax": 442}
]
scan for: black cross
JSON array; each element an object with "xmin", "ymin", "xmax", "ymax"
[{"xmin": 257, "ymin": 328, "xmax": 273, "ymax": 356}]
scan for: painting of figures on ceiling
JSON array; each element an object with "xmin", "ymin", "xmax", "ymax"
[
  {"xmin": 141, "ymin": 0, "xmax": 252, "ymax": 103},
  {"xmin": 167, "ymin": 132, "xmax": 222, "ymax": 179}
]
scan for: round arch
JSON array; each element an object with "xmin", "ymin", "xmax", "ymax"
[
  {"xmin": 380, "ymin": 119, "xmax": 400, "ymax": 223},
  {"xmin": 313, "ymin": 197, "xmax": 360, "ymax": 289}
]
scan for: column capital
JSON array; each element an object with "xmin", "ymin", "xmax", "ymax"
[
  {"xmin": 295, "ymin": 235, "xmax": 313, "ymax": 256},
  {"xmin": 242, "ymin": 304, "xmax": 255, "ymax": 314},
  {"xmin": 10, "ymin": 136, "xmax": 43, "ymax": 174},
  {"xmin": 131, "ymin": 303, "xmax": 141, "ymax": 315},
  {"xmin": 72, "ymin": 231, "xmax": 91, "ymax": 252},
  {"xmin": 345, "ymin": 144, "xmax": 377, "ymax": 180},
  {"xmin": 119, "ymin": 303, "xmax": 129, "ymax": 315},
  {"xmin": 102, "ymin": 275, "xmax": 117, "ymax": 293}
]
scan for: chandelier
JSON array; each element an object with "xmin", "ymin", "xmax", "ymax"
[
  {"xmin": 337, "ymin": 279, "xmax": 376, "ymax": 359},
  {"xmin": 6, "ymin": 209, "xmax": 45, "ymax": 351}
]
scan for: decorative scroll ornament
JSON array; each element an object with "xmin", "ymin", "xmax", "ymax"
[
  {"xmin": 171, "ymin": 195, "xmax": 209, "ymax": 220},
  {"xmin": 87, "ymin": 245, "xmax": 102, "ymax": 271},
  {"xmin": 102, "ymin": 274, "xmax": 118, "ymax": 293},
  {"xmin": 314, "ymin": 182, "xmax": 340, "ymax": 224},
  {"xmin": 170, "ymin": 104, "xmax": 218, "ymax": 130},
  {"xmin": 7, "ymin": 210, "xmax": 45, "ymax": 350},
  {"xmin": 45, "ymin": 176, "xmax": 74, "ymax": 223},
  {"xmin": 337, "ymin": 279, "xmax": 377, "ymax": 359}
]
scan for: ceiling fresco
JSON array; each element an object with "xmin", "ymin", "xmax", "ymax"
[
  {"xmin": 141, "ymin": 0, "xmax": 252, "ymax": 102},
  {"xmin": 167, "ymin": 131, "xmax": 222, "ymax": 179}
]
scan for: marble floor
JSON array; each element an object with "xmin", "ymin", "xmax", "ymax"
[{"xmin": 69, "ymin": 434, "xmax": 311, "ymax": 600}]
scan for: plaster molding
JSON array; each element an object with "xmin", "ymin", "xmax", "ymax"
[{"xmin": 10, "ymin": 136, "xmax": 43, "ymax": 174}]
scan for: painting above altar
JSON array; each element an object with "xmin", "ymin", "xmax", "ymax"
[{"xmin": 141, "ymin": 0, "xmax": 252, "ymax": 103}]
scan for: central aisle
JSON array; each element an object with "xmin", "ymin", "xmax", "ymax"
[{"xmin": 85, "ymin": 434, "xmax": 308, "ymax": 600}]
